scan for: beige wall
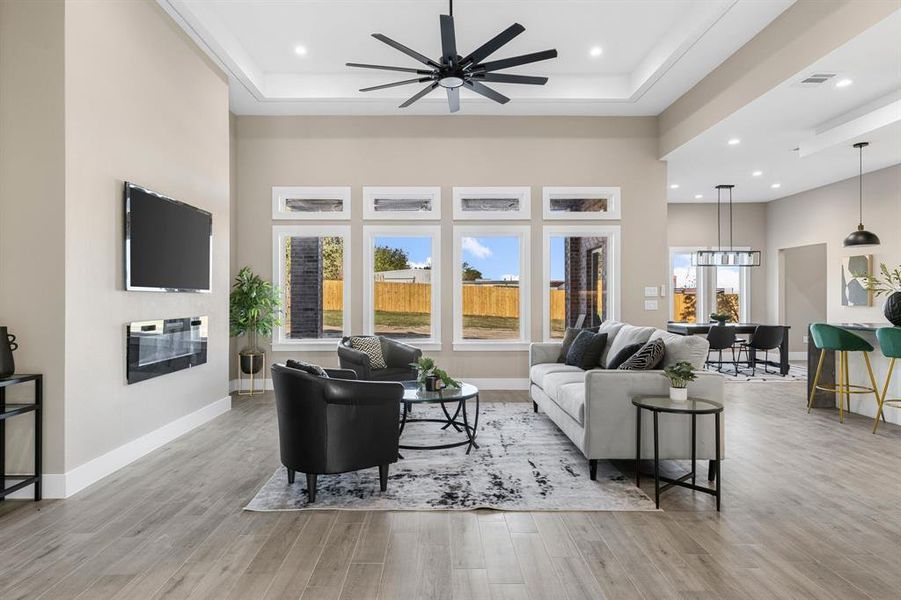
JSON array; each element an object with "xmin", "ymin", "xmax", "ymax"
[
  {"xmin": 767, "ymin": 164, "xmax": 901, "ymax": 326},
  {"xmin": 233, "ymin": 116, "xmax": 668, "ymax": 379},
  {"xmin": 781, "ymin": 244, "xmax": 827, "ymax": 353},
  {"xmin": 667, "ymin": 202, "xmax": 768, "ymax": 323},
  {"xmin": 58, "ymin": 0, "xmax": 230, "ymax": 471},
  {"xmin": 0, "ymin": 0, "xmax": 67, "ymax": 474}
]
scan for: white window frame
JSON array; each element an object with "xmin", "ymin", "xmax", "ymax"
[
  {"xmin": 542, "ymin": 187, "xmax": 621, "ymax": 220},
  {"xmin": 362, "ymin": 225, "xmax": 441, "ymax": 350},
  {"xmin": 452, "ymin": 187, "xmax": 532, "ymax": 220},
  {"xmin": 542, "ymin": 225, "xmax": 621, "ymax": 342},
  {"xmin": 272, "ymin": 186, "xmax": 351, "ymax": 220},
  {"xmin": 668, "ymin": 246, "xmax": 750, "ymax": 323},
  {"xmin": 453, "ymin": 225, "xmax": 531, "ymax": 351},
  {"xmin": 271, "ymin": 225, "xmax": 351, "ymax": 351},
  {"xmin": 362, "ymin": 187, "xmax": 441, "ymax": 220}
]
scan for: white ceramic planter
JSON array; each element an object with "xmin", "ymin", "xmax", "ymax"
[{"xmin": 669, "ymin": 386, "xmax": 688, "ymax": 402}]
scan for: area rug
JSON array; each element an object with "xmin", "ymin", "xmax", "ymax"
[
  {"xmin": 245, "ymin": 402, "xmax": 656, "ymax": 512},
  {"xmin": 706, "ymin": 362, "xmax": 807, "ymax": 383}
]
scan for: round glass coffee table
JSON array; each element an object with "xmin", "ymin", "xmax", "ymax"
[{"xmin": 399, "ymin": 381, "xmax": 480, "ymax": 454}]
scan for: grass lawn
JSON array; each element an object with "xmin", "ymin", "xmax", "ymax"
[{"xmin": 462, "ymin": 315, "xmax": 520, "ymax": 339}]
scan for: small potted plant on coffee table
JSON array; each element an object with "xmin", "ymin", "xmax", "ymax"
[
  {"xmin": 411, "ymin": 356, "xmax": 461, "ymax": 391},
  {"xmin": 663, "ymin": 361, "xmax": 696, "ymax": 402}
]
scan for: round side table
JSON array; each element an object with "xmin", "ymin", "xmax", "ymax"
[{"xmin": 632, "ymin": 396, "xmax": 723, "ymax": 510}]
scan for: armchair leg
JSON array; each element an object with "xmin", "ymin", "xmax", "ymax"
[
  {"xmin": 708, "ymin": 460, "xmax": 716, "ymax": 482},
  {"xmin": 532, "ymin": 401, "xmax": 538, "ymax": 413},
  {"xmin": 286, "ymin": 468, "xmax": 295, "ymax": 484},
  {"xmin": 589, "ymin": 459, "xmax": 598, "ymax": 481},
  {"xmin": 379, "ymin": 464, "xmax": 389, "ymax": 492},
  {"xmin": 306, "ymin": 473, "xmax": 318, "ymax": 503}
]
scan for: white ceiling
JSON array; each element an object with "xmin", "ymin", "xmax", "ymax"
[
  {"xmin": 666, "ymin": 9, "xmax": 901, "ymax": 204},
  {"xmin": 159, "ymin": 0, "xmax": 794, "ymax": 116}
]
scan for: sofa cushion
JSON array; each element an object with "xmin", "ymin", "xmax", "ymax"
[
  {"xmin": 542, "ymin": 371, "xmax": 588, "ymax": 400},
  {"xmin": 557, "ymin": 326, "xmax": 600, "ymax": 362},
  {"xmin": 530, "ymin": 363, "xmax": 583, "ymax": 388},
  {"xmin": 649, "ymin": 330, "xmax": 710, "ymax": 369},
  {"xmin": 597, "ymin": 321, "xmax": 626, "ymax": 367},
  {"xmin": 565, "ymin": 331, "xmax": 608, "ymax": 369},
  {"xmin": 349, "ymin": 336, "xmax": 387, "ymax": 369},
  {"xmin": 606, "ymin": 342, "xmax": 643, "ymax": 369},
  {"xmin": 618, "ymin": 338, "xmax": 665, "ymax": 370},
  {"xmin": 285, "ymin": 359, "xmax": 329, "ymax": 378},
  {"xmin": 604, "ymin": 325, "xmax": 655, "ymax": 368},
  {"xmin": 555, "ymin": 383, "xmax": 586, "ymax": 425}
]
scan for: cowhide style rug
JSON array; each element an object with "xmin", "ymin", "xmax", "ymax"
[{"xmin": 246, "ymin": 401, "xmax": 656, "ymax": 512}]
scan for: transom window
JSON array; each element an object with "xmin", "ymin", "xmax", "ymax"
[
  {"xmin": 453, "ymin": 187, "xmax": 531, "ymax": 220},
  {"xmin": 272, "ymin": 187, "xmax": 351, "ymax": 220},
  {"xmin": 363, "ymin": 187, "xmax": 441, "ymax": 220},
  {"xmin": 542, "ymin": 187, "xmax": 621, "ymax": 220}
]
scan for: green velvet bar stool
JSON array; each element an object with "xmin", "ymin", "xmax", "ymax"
[
  {"xmin": 807, "ymin": 323, "xmax": 881, "ymax": 424},
  {"xmin": 873, "ymin": 327, "xmax": 901, "ymax": 433}
]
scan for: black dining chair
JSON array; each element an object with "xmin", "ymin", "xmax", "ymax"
[
  {"xmin": 706, "ymin": 325, "xmax": 739, "ymax": 375},
  {"xmin": 740, "ymin": 326, "xmax": 785, "ymax": 376}
]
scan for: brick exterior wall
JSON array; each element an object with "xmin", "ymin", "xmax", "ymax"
[
  {"xmin": 564, "ymin": 237, "xmax": 608, "ymax": 328},
  {"xmin": 289, "ymin": 237, "xmax": 323, "ymax": 339}
]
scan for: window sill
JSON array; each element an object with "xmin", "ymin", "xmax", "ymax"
[{"xmin": 453, "ymin": 341, "xmax": 531, "ymax": 352}]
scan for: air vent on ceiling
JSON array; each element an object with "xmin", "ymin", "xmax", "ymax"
[{"xmin": 799, "ymin": 72, "xmax": 837, "ymax": 85}]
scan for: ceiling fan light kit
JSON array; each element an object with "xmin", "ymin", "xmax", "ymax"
[
  {"xmin": 693, "ymin": 185, "xmax": 761, "ymax": 268},
  {"xmin": 843, "ymin": 141, "xmax": 880, "ymax": 248},
  {"xmin": 347, "ymin": 0, "xmax": 557, "ymax": 113}
]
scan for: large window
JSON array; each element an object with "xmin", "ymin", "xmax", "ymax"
[
  {"xmin": 543, "ymin": 226, "xmax": 620, "ymax": 341},
  {"xmin": 668, "ymin": 247, "xmax": 749, "ymax": 323},
  {"xmin": 453, "ymin": 226, "xmax": 530, "ymax": 350},
  {"xmin": 670, "ymin": 249, "xmax": 701, "ymax": 323},
  {"xmin": 363, "ymin": 226, "xmax": 440, "ymax": 348},
  {"xmin": 272, "ymin": 226, "xmax": 350, "ymax": 349},
  {"xmin": 716, "ymin": 266, "xmax": 742, "ymax": 323}
]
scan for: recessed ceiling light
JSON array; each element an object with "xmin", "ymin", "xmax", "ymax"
[
  {"xmin": 294, "ymin": 45, "xmax": 308, "ymax": 56},
  {"xmin": 835, "ymin": 78, "xmax": 853, "ymax": 88},
  {"xmin": 589, "ymin": 46, "xmax": 603, "ymax": 57},
  {"xmin": 752, "ymin": 170, "xmax": 763, "ymax": 177},
  {"xmin": 670, "ymin": 184, "xmax": 679, "ymax": 189},
  {"xmin": 728, "ymin": 138, "xmax": 741, "ymax": 146},
  {"xmin": 771, "ymin": 183, "xmax": 781, "ymax": 189},
  {"xmin": 694, "ymin": 194, "xmax": 703, "ymax": 200}
]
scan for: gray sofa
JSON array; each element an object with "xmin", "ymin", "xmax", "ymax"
[{"xmin": 529, "ymin": 322, "xmax": 725, "ymax": 479}]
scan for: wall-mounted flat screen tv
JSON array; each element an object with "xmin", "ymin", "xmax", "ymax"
[{"xmin": 125, "ymin": 182, "xmax": 212, "ymax": 292}]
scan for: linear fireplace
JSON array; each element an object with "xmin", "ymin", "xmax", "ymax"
[{"xmin": 126, "ymin": 316, "xmax": 208, "ymax": 384}]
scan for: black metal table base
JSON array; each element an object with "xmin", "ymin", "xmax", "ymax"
[{"xmin": 398, "ymin": 394, "xmax": 480, "ymax": 454}]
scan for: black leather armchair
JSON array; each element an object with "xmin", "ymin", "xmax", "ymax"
[
  {"xmin": 271, "ymin": 364, "xmax": 403, "ymax": 503},
  {"xmin": 338, "ymin": 336, "xmax": 422, "ymax": 381}
]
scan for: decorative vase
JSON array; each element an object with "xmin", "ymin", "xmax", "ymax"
[
  {"xmin": 884, "ymin": 291, "xmax": 901, "ymax": 327},
  {"xmin": 669, "ymin": 386, "xmax": 688, "ymax": 402},
  {"xmin": 239, "ymin": 351, "xmax": 264, "ymax": 375},
  {"xmin": 0, "ymin": 326, "xmax": 17, "ymax": 379},
  {"xmin": 424, "ymin": 374, "xmax": 439, "ymax": 391}
]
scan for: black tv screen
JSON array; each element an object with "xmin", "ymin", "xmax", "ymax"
[{"xmin": 125, "ymin": 182, "xmax": 212, "ymax": 292}]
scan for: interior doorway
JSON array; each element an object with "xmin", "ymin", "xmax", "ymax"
[{"xmin": 780, "ymin": 244, "xmax": 827, "ymax": 358}]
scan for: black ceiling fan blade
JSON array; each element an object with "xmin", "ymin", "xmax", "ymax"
[
  {"xmin": 439, "ymin": 14, "xmax": 457, "ymax": 64},
  {"xmin": 372, "ymin": 33, "xmax": 441, "ymax": 69},
  {"xmin": 400, "ymin": 82, "xmax": 439, "ymax": 108},
  {"xmin": 360, "ymin": 77, "xmax": 432, "ymax": 92},
  {"xmin": 447, "ymin": 87, "xmax": 460, "ymax": 113},
  {"xmin": 460, "ymin": 23, "xmax": 525, "ymax": 67},
  {"xmin": 475, "ymin": 73, "xmax": 549, "ymax": 85},
  {"xmin": 475, "ymin": 49, "xmax": 558, "ymax": 73},
  {"xmin": 464, "ymin": 80, "xmax": 510, "ymax": 104},
  {"xmin": 346, "ymin": 62, "xmax": 433, "ymax": 75}
]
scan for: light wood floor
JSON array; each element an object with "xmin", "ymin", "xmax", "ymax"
[{"xmin": 1, "ymin": 382, "xmax": 900, "ymax": 600}]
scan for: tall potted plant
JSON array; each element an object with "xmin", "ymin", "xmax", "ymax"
[
  {"xmin": 859, "ymin": 263, "xmax": 901, "ymax": 327},
  {"xmin": 230, "ymin": 267, "xmax": 282, "ymax": 375}
]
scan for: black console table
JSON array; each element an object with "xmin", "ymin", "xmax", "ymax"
[{"xmin": 0, "ymin": 374, "xmax": 42, "ymax": 501}]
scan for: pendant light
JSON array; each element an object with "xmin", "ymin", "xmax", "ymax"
[
  {"xmin": 843, "ymin": 141, "xmax": 880, "ymax": 247},
  {"xmin": 693, "ymin": 185, "xmax": 761, "ymax": 267}
]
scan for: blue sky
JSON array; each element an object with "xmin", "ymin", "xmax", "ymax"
[{"xmin": 376, "ymin": 236, "xmax": 432, "ymax": 269}]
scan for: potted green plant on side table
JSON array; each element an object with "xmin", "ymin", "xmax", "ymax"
[
  {"xmin": 663, "ymin": 361, "xmax": 697, "ymax": 402},
  {"xmin": 230, "ymin": 266, "xmax": 282, "ymax": 395}
]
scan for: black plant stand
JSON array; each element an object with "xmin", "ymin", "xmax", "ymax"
[{"xmin": 0, "ymin": 374, "xmax": 42, "ymax": 501}]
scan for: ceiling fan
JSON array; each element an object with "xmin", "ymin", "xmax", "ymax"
[{"xmin": 346, "ymin": 0, "xmax": 558, "ymax": 113}]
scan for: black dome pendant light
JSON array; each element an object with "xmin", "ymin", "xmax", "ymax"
[{"xmin": 843, "ymin": 141, "xmax": 881, "ymax": 248}]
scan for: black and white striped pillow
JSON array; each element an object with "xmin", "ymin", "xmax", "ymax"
[
  {"xmin": 618, "ymin": 338, "xmax": 665, "ymax": 370},
  {"xmin": 350, "ymin": 336, "xmax": 387, "ymax": 369}
]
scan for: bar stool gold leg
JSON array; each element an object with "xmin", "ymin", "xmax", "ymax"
[
  {"xmin": 873, "ymin": 357, "xmax": 895, "ymax": 434},
  {"xmin": 844, "ymin": 351, "xmax": 852, "ymax": 415},
  {"xmin": 808, "ymin": 349, "xmax": 825, "ymax": 413},
  {"xmin": 837, "ymin": 351, "xmax": 845, "ymax": 423}
]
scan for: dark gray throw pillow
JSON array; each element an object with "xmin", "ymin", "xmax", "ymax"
[
  {"xmin": 606, "ymin": 342, "xmax": 644, "ymax": 370},
  {"xmin": 558, "ymin": 326, "xmax": 600, "ymax": 362},
  {"xmin": 565, "ymin": 331, "xmax": 608, "ymax": 370},
  {"xmin": 618, "ymin": 339, "xmax": 665, "ymax": 371},
  {"xmin": 286, "ymin": 359, "xmax": 329, "ymax": 378}
]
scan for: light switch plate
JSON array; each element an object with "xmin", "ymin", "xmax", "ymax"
[
  {"xmin": 644, "ymin": 300, "xmax": 659, "ymax": 311},
  {"xmin": 644, "ymin": 286, "xmax": 658, "ymax": 298},
  {"xmin": 659, "ymin": 285, "xmax": 667, "ymax": 297}
]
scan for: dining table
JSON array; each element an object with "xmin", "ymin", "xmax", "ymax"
[{"xmin": 666, "ymin": 322, "xmax": 792, "ymax": 376}]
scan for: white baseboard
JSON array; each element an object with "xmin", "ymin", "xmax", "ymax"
[
  {"xmin": 229, "ymin": 377, "xmax": 529, "ymax": 392},
  {"xmin": 6, "ymin": 395, "xmax": 231, "ymax": 500}
]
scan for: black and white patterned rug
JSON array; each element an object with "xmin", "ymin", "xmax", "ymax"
[
  {"xmin": 245, "ymin": 402, "xmax": 656, "ymax": 512},
  {"xmin": 705, "ymin": 362, "xmax": 807, "ymax": 383}
]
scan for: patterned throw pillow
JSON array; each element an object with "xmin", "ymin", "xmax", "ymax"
[
  {"xmin": 285, "ymin": 359, "xmax": 329, "ymax": 378},
  {"xmin": 557, "ymin": 326, "xmax": 600, "ymax": 362},
  {"xmin": 564, "ymin": 331, "xmax": 608, "ymax": 370},
  {"xmin": 618, "ymin": 338, "xmax": 665, "ymax": 370},
  {"xmin": 606, "ymin": 342, "xmax": 644, "ymax": 370},
  {"xmin": 350, "ymin": 336, "xmax": 387, "ymax": 369}
]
